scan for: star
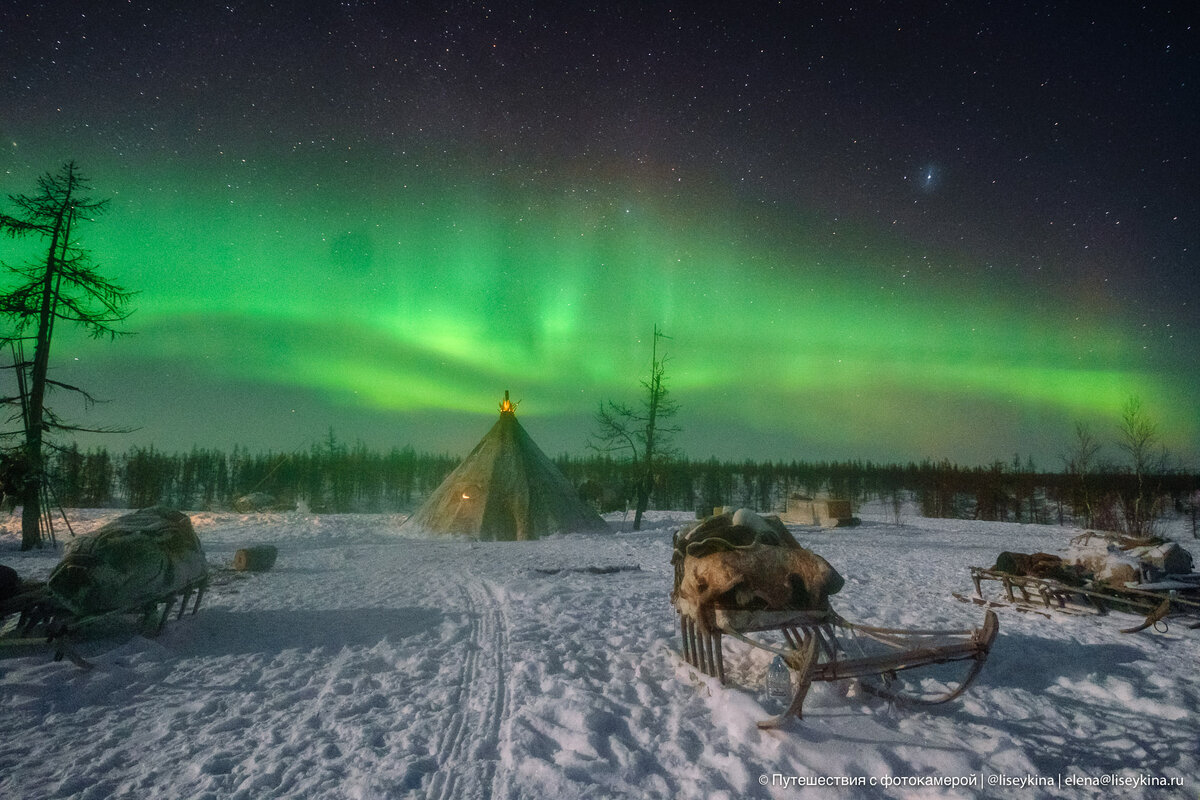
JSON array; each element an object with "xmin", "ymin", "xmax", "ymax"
[{"xmin": 920, "ymin": 164, "xmax": 939, "ymax": 192}]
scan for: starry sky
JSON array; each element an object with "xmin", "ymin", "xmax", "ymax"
[{"xmin": 2, "ymin": 1, "xmax": 1197, "ymax": 467}]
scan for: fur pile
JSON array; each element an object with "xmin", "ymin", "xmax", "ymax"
[{"xmin": 671, "ymin": 508, "xmax": 844, "ymax": 626}]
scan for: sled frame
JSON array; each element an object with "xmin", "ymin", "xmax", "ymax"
[
  {"xmin": 0, "ymin": 577, "xmax": 209, "ymax": 669},
  {"xmin": 970, "ymin": 566, "xmax": 1200, "ymax": 634},
  {"xmin": 677, "ymin": 605, "xmax": 999, "ymax": 728}
]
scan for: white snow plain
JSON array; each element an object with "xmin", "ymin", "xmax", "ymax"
[{"xmin": 2, "ymin": 505, "xmax": 1197, "ymax": 799}]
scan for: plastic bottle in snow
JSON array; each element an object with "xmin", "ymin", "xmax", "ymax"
[{"xmin": 764, "ymin": 655, "xmax": 791, "ymax": 712}]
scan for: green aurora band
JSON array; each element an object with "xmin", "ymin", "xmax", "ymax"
[{"xmin": 6, "ymin": 154, "xmax": 1195, "ymax": 464}]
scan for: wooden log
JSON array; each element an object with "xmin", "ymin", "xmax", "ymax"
[{"xmin": 233, "ymin": 545, "xmax": 278, "ymax": 572}]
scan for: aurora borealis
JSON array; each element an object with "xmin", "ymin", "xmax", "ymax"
[{"xmin": 2, "ymin": 3, "xmax": 1196, "ymax": 465}]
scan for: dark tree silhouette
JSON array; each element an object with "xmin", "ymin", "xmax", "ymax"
[
  {"xmin": 590, "ymin": 325, "xmax": 680, "ymax": 530},
  {"xmin": 0, "ymin": 162, "xmax": 133, "ymax": 549}
]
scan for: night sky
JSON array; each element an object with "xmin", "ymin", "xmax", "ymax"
[{"xmin": 2, "ymin": 2, "xmax": 1197, "ymax": 467}]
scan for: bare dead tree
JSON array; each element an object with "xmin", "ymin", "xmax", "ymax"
[
  {"xmin": 590, "ymin": 325, "xmax": 680, "ymax": 530},
  {"xmin": 1114, "ymin": 396, "xmax": 1166, "ymax": 538},
  {"xmin": 0, "ymin": 162, "xmax": 134, "ymax": 549},
  {"xmin": 1062, "ymin": 420, "xmax": 1103, "ymax": 528}
]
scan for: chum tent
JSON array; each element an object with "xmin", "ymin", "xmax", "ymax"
[{"xmin": 400, "ymin": 393, "xmax": 610, "ymax": 540}]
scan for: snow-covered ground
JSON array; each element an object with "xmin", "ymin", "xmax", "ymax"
[{"xmin": 1, "ymin": 505, "xmax": 1197, "ymax": 799}]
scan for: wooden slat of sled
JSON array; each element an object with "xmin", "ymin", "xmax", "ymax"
[{"xmin": 680, "ymin": 606, "xmax": 998, "ymax": 728}]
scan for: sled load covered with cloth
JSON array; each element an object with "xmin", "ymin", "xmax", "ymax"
[
  {"xmin": 670, "ymin": 509, "xmax": 997, "ymax": 728},
  {"xmin": 969, "ymin": 531, "xmax": 1200, "ymax": 634},
  {"xmin": 1, "ymin": 507, "xmax": 209, "ymax": 667}
]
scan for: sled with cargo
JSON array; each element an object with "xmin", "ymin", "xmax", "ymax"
[
  {"xmin": 968, "ymin": 564, "xmax": 1200, "ymax": 635},
  {"xmin": 671, "ymin": 509, "xmax": 998, "ymax": 728},
  {"xmin": 0, "ymin": 507, "xmax": 209, "ymax": 668}
]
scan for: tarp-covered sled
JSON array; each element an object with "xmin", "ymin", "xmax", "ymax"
[
  {"xmin": 1, "ymin": 507, "xmax": 209, "ymax": 667},
  {"xmin": 671, "ymin": 509, "xmax": 998, "ymax": 728}
]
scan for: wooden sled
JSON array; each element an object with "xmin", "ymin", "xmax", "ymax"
[
  {"xmin": 0, "ymin": 577, "xmax": 208, "ymax": 669},
  {"xmin": 677, "ymin": 605, "xmax": 999, "ymax": 728},
  {"xmin": 970, "ymin": 566, "xmax": 1200, "ymax": 634}
]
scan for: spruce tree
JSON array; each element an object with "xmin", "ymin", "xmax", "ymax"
[{"xmin": 1, "ymin": 162, "xmax": 133, "ymax": 549}]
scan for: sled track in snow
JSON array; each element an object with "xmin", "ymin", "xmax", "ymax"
[{"xmin": 427, "ymin": 576, "xmax": 512, "ymax": 800}]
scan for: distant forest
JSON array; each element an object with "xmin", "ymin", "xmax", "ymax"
[{"xmin": 38, "ymin": 441, "xmax": 1199, "ymax": 532}]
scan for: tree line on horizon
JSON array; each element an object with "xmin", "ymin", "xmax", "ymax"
[{"xmin": 28, "ymin": 441, "xmax": 1199, "ymax": 536}]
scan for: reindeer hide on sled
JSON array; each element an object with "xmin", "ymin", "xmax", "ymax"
[{"xmin": 671, "ymin": 509, "xmax": 844, "ymax": 631}]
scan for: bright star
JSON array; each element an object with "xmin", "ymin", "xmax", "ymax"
[{"xmin": 919, "ymin": 164, "xmax": 939, "ymax": 192}]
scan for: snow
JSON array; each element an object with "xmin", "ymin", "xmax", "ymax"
[{"xmin": 2, "ymin": 505, "xmax": 1197, "ymax": 799}]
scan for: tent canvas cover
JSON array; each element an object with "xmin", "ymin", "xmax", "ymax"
[{"xmin": 400, "ymin": 396, "xmax": 609, "ymax": 540}]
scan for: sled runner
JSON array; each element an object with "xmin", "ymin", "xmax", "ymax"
[
  {"xmin": 678, "ymin": 604, "xmax": 998, "ymax": 728},
  {"xmin": 970, "ymin": 565, "xmax": 1200, "ymax": 634}
]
